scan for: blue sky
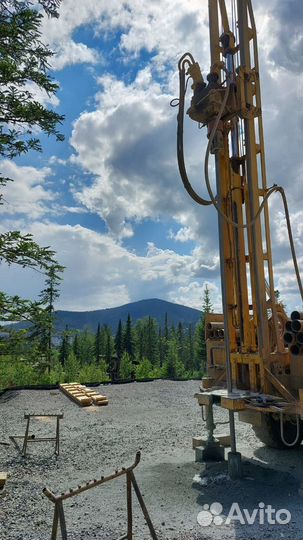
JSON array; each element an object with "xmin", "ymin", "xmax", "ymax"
[{"xmin": 0, "ymin": 0, "xmax": 302, "ymax": 312}]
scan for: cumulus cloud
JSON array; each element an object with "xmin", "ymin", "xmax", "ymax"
[
  {"xmin": 2, "ymin": 0, "xmax": 301, "ymax": 312},
  {"xmin": 41, "ymin": 0, "xmax": 209, "ymax": 71},
  {"xmin": 168, "ymin": 227, "xmax": 195, "ymax": 243},
  {"xmin": 70, "ymin": 68, "xmax": 216, "ymax": 251},
  {"xmin": 169, "ymin": 280, "xmax": 221, "ymax": 312},
  {"xmin": 66, "ymin": 0, "xmax": 302, "ymax": 310},
  {"xmin": 0, "ymin": 161, "xmax": 56, "ymax": 219},
  {"xmin": 0, "ymin": 221, "xmax": 220, "ymax": 311}
]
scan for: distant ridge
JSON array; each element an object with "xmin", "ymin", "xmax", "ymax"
[{"xmin": 54, "ymin": 298, "xmax": 202, "ymax": 332}]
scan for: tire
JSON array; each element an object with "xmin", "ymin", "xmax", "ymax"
[{"xmin": 253, "ymin": 413, "xmax": 303, "ymax": 449}]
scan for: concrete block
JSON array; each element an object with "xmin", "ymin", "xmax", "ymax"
[
  {"xmin": 216, "ymin": 434, "xmax": 231, "ymax": 447},
  {"xmin": 195, "ymin": 443, "xmax": 225, "ymax": 463},
  {"xmin": 192, "ymin": 436, "xmax": 207, "ymax": 449}
]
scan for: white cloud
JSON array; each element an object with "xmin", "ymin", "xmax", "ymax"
[
  {"xmin": 70, "ymin": 69, "xmax": 216, "ymax": 251},
  {"xmin": 169, "ymin": 280, "xmax": 221, "ymax": 312},
  {"xmin": 60, "ymin": 205, "xmax": 88, "ymax": 214},
  {"xmin": 52, "ymin": 41, "xmax": 100, "ymax": 71},
  {"xmin": 25, "ymin": 81, "xmax": 60, "ymax": 108},
  {"xmin": 0, "ymin": 161, "xmax": 55, "ymax": 219},
  {"xmin": 2, "ymin": 0, "xmax": 301, "ymax": 314},
  {"xmin": 168, "ymin": 227, "xmax": 195, "ymax": 243},
  {"xmin": 66, "ymin": 3, "xmax": 302, "ymax": 310},
  {"xmin": 0, "ymin": 220, "xmax": 221, "ymax": 311},
  {"xmin": 41, "ymin": 0, "xmax": 209, "ymax": 71}
]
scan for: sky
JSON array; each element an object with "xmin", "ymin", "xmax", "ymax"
[{"xmin": 0, "ymin": 0, "xmax": 302, "ymax": 313}]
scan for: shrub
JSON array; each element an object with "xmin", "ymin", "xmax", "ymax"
[
  {"xmin": 119, "ymin": 352, "xmax": 133, "ymax": 380},
  {"xmin": 78, "ymin": 360, "xmax": 110, "ymax": 383},
  {"xmin": 136, "ymin": 357, "xmax": 153, "ymax": 379},
  {"xmin": 64, "ymin": 351, "xmax": 80, "ymax": 382}
]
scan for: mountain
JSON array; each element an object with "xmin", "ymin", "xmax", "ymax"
[{"xmin": 54, "ymin": 298, "xmax": 202, "ymax": 332}]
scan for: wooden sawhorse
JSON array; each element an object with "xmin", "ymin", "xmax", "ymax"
[{"xmin": 10, "ymin": 413, "xmax": 63, "ymax": 458}]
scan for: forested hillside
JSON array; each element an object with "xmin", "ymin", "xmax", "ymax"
[{"xmin": 0, "ymin": 288, "xmax": 213, "ymax": 387}]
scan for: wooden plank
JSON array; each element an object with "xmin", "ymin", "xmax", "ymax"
[
  {"xmin": 0, "ymin": 472, "xmax": 7, "ymax": 488},
  {"xmin": 59, "ymin": 383, "xmax": 108, "ymax": 407},
  {"xmin": 221, "ymin": 396, "xmax": 246, "ymax": 411},
  {"xmin": 194, "ymin": 393, "xmax": 212, "ymax": 406},
  {"xmin": 24, "ymin": 413, "xmax": 63, "ymax": 419},
  {"xmin": 264, "ymin": 367, "xmax": 296, "ymax": 402}
]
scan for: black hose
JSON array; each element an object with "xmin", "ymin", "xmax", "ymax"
[{"xmin": 176, "ymin": 65, "xmax": 212, "ymax": 206}]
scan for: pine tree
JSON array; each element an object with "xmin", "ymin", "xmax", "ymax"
[
  {"xmin": 146, "ymin": 316, "xmax": 158, "ymax": 365},
  {"xmin": 164, "ymin": 312, "xmax": 169, "ymax": 341},
  {"xmin": 177, "ymin": 322, "xmax": 185, "ymax": 366},
  {"xmin": 59, "ymin": 325, "xmax": 70, "ymax": 366},
  {"xmin": 158, "ymin": 327, "xmax": 164, "ymax": 368},
  {"xmin": 185, "ymin": 323, "xmax": 194, "ymax": 372},
  {"xmin": 134, "ymin": 319, "xmax": 144, "ymax": 361},
  {"xmin": 72, "ymin": 332, "xmax": 80, "ymax": 360},
  {"xmin": 162, "ymin": 312, "xmax": 169, "ymax": 365},
  {"xmin": 30, "ymin": 264, "xmax": 63, "ymax": 371},
  {"xmin": 0, "ymin": 1, "xmax": 64, "ymax": 325},
  {"xmin": 94, "ymin": 323, "xmax": 102, "ymax": 362},
  {"xmin": 194, "ymin": 285, "xmax": 213, "ymax": 373},
  {"xmin": 115, "ymin": 319, "xmax": 123, "ymax": 360},
  {"xmin": 166, "ymin": 339, "xmax": 178, "ymax": 378},
  {"xmin": 105, "ymin": 327, "xmax": 114, "ymax": 365},
  {"xmin": 123, "ymin": 314, "xmax": 134, "ymax": 358},
  {"xmin": 77, "ymin": 328, "xmax": 95, "ymax": 364}
]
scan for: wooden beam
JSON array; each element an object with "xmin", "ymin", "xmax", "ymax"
[{"xmin": 264, "ymin": 367, "xmax": 296, "ymax": 403}]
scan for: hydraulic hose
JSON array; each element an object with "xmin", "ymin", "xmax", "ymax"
[
  {"xmin": 173, "ymin": 54, "xmax": 303, "ymax": 302},
  {"xmin": 279, "ymin": 412, "xmax": 300, "ymax": 448},
  {"xmin": 175, "ymin": 58, "xmax": 212, "ymax": 206},
  {"xmin": 203, "ymin": 82, "xmax": 303, "ymax": 302}
]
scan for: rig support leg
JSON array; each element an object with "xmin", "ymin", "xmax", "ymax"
[
  {"xmin": 195, "ymin": 398, "xmax": 225, "ymax": 462},
  {"xmin": 227, "ymin": 410, "xmax": 242, "ymax": 478}
]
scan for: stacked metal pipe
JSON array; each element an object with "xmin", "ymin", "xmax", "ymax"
[
  {"xmin": 283, "ymin": 310, "xmax": 303, "ymax": 356},
  {"xmin": 206, "ymin": 322, "xmax": 225, "ymax": 340}
]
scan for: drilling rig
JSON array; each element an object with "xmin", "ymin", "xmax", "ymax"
[{"xmin": 173, "ymin": 0, "xmax": 303, "ymax": 477}]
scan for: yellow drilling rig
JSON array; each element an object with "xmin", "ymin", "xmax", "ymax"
[{"xmin": 173, "ymin": 0, "xmax": 303, "ymax": 477}]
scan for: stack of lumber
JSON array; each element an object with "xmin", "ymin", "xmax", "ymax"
[{"xmin": 59, "ymin": 383, "xmax": 109, "ymax": 407}]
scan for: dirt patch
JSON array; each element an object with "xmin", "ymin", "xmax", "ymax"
[{"xmin": 0, "ymin": 380, "xmax": 302, "ymax": 539}]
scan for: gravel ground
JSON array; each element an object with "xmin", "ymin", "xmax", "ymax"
[{"xmin": 0, "ymin": 380, "xmax": 302, "ymax": 540}]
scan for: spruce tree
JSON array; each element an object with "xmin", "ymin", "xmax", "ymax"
[
  {"xmin": 94, "ymin": 323, "xmax": 102, "ymax": 362},
  {"xmin": 72, "ymin": 332, "xmax": 80, "ymax": 360},
  {"xmin": 105, "ymin": 327, "xmax": 114, "ymax": 365},
  {"xmin": 77, "ymin": 328, "xmax": 94, "ymax": 364},
  {"xmin": 194, "ymin": 285, "xmax": 213, "ymax": 373},
  {"xmin": 115, "ymin": 319, "xmax": 123, "ymax": 360},
  {"xmin": 185, "ymin": 323, "xmax": 194, "ymax": 372},
  {"xmin": 123, "ymin": 314, "xmax": 134, "ymax": 358},
  {"xmin": 158, "ymin": 327, "xmax": 164, "ymax": 368},
  {"xmin": 146, "ymin": 316, "xmax": 158, "ymax": 365},
  {"xmin": 59, "ymin": 325, "xmax": 70, "ymax": 366},
  {"xmin": 30, "ymin": 264, "xmax": 63, "ymax": 371},
  {"xmin": 134, "ymin": 319, "xmax": 144, "ymax": 361},
  {"xmin": 177, "ymin": 322, "xmax": 185, "ymax": 366}
]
